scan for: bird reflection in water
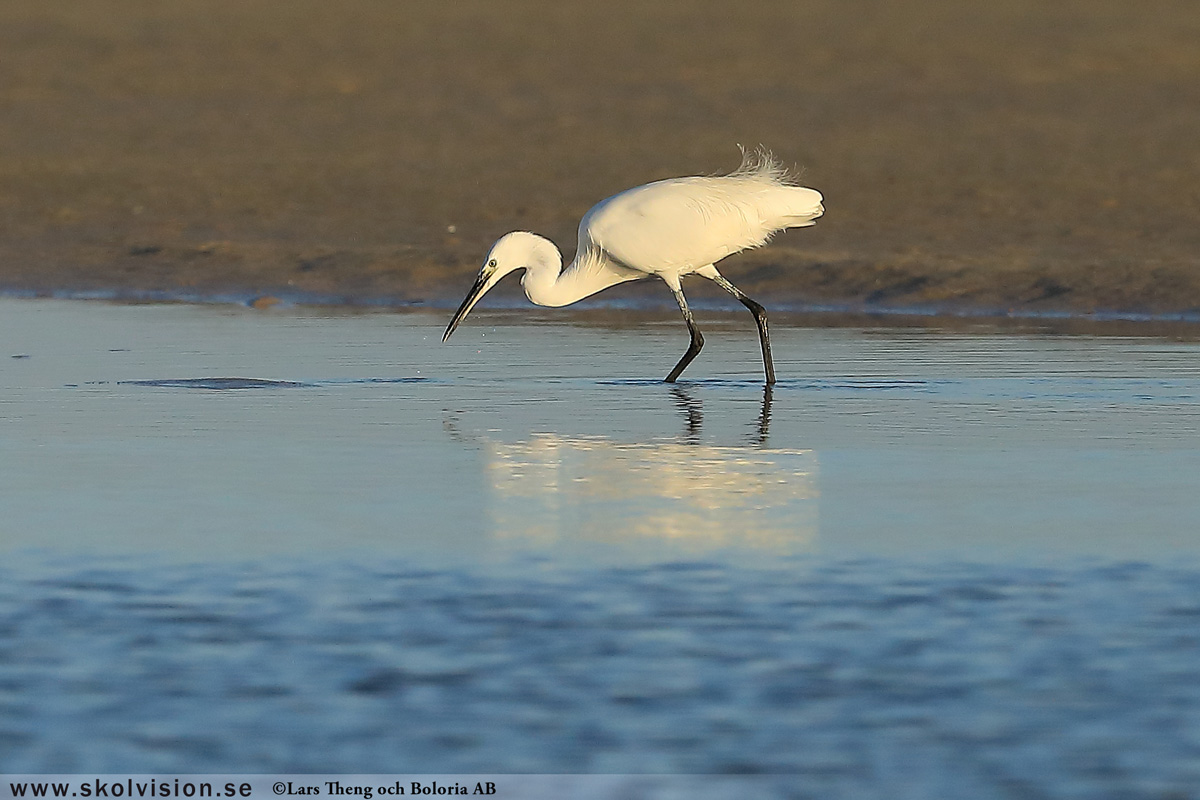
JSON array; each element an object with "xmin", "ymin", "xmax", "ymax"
[
  {"xmin": 755, "ymin": 385, "xmax": 773, "ymax": 447},
  {"xmin": 670, "ymin": 386, "xmax": 704, "ymax": 445},
  {"xmin": 481, "ymin": 386, "xmax": 815, "ymax": 555},
  {"xmin": 669, "ymin": 384, "xmax": 774, "ymax": 448}
]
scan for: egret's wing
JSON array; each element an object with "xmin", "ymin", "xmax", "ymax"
[{"xmin": 582, "ymin": 177, "xmax": 821, "ymax": 272}]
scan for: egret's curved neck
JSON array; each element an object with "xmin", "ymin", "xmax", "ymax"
[{"xmin": 520, "ymin": 239, "xmax": 635, "ymax": 308}]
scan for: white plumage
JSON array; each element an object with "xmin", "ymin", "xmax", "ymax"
[
  {"xmin": 585, "ymin": 158, "xmax": 822, "ymax": 272},
  {"xmin": 444, "ymin": 149, "xmax": 824, "ymax": 384}
]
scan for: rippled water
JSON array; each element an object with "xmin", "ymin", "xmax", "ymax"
[{"xmin": 3, "ymin": 298, "xmax": 1200, "ymax": 791}]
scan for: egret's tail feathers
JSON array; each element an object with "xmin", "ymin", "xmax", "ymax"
[
  {"xmin": 769, "ymin": 186, "xmax": 825, "ymax": 230},
  {"xmin": 726, "ymin": 147, "xmax": 824, "ymax": 230},
  {"xmin": 730, "ymin": 145, "xmax": 794, "ymax": 185}
]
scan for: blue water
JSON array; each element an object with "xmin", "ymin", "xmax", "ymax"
[
  {"xmin": 5, "ymin": 557, "xmax": 1200, "ymax": 796},
  {"xmin": 2, "ymin": 298, "xmax": 1200, "ymax": 794}
]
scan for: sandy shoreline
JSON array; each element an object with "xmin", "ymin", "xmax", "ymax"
[{"xmin": 2, "ymin": 1, "xmax": 1198, "ymax": 318}]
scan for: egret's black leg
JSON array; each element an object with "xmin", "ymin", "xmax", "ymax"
[
  {"xmin": 666, "ymin": 286, "xmax": 704, "ymax": 383},
  {"xmin": 708, "ymin": 274, "xmax": 776, "ymax": 385}
]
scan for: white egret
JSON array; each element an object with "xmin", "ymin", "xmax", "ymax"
[{"xmin": 443, "ymin": 149, "xmax": 824, "ymax": 384}]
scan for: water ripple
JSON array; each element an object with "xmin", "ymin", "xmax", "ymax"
[{"xmin": 112, "ymin": 377, "xmax": 428, "ymax": 390}]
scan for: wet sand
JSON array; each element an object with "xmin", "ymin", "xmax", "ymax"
[{"xmin": 2, "ymin": 1, "xmax": 1199, "ymax": 315}]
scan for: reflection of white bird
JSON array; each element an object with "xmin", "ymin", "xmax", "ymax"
[
  {"xmin": 443, "ymin": 149, "xmax": 824, "ymax": 384},
  {"xmin": 486, "ymin": 433, "xmax": 819, "ymax": 551}
]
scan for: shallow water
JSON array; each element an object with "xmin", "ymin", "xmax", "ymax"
[
  {"xmin": 4, "ymin": 298, "xmax": 1198, "ymax": 565},
  {"xmin": 3, "ymin": 298, "xmax": 1200, "ymax": 790}
]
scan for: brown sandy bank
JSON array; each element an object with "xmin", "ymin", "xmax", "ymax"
[{"xmin": 1, "ymin": 1, "xmax": 1198, "ymax": 316}]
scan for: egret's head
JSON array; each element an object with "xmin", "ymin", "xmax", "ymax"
[{"xmin": 442, "ymin": 232, "xmax": 551, "ymax": 341}]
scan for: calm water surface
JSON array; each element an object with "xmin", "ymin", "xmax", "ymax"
[
  {"xmin": 4, "ymin": 298, "xmax": 1198, "ymax": 565},
  {"xmin": 2, "ymin": 298, "xmax": 1200, "ymax": 793}
]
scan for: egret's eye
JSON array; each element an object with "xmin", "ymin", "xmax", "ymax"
[{"xmin": 487, "ymin": 259, "xmax": 497, "ymax": 269}]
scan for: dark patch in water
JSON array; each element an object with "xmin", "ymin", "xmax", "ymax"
[
  {"xmin": 119, "ymin": 378, "xmax": 311, "ymax": 390},
  {"xmin": 346, "ymin": 668, "xmax": 407, "ymax": 695},
  {"xmin": 117, "ymin": 376, "xmax": 428, "ymax": 390},
  {"xmin": 36, "ymin": 579, "xmax": 136, "ymax": 595}
]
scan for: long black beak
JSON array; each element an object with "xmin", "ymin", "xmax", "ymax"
[{"xmin": 442, "ymin": 271, "xmax": 490, "ymax": 342}]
